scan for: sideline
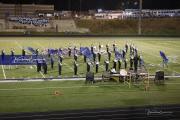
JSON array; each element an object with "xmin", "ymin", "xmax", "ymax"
[
  {"xmin": 0, "ymin": 82, "xmax": 180, "ymax": 91},
  {"xmin": 0, "ymin": 75, "xmax": 180, "ymax": 83}
]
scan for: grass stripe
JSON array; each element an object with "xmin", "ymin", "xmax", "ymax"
[{"xmin": 0, "ymin": 82, "xmax": 180, "ymax": 91}]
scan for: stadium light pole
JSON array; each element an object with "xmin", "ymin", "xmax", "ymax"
[
  {"xmin": 68, "ymin": 0, "xmax": 71, "ymax": 11},
  {"xmin": 80, "ymin": 0, "xmax": 82, "ymax": 14},
  {"xmin": 138, "ymin": 0, "xmax": 142, "ymax": 35}
]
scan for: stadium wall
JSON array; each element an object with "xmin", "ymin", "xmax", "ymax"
[
  {"xmin": 75, "ymin": 18, "xmax": 180, "ymax": 35},
  {"xmin": 0, "ymin": 18, "xmax": 180, "ymax": 36}
]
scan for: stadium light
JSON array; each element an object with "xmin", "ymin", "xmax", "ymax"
[{"xmin": 138, "ymin": 0, "xmax": 142, "ymax": 35}]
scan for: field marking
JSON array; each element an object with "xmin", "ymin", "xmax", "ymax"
[
  {"xmin": 1, "ymin": 65, "xmax": 6, "ymax": 79},
  {"xmin": 33, "ymin": 41, "xmax": 44, "ymax": 49},
  {"xmin": 14, "ymin": 41, "xmax": 46, "ymax": 78},
  {"xmin": 15, "ymin": 40, "xmax": 23, "ymax": 49},
  {"xmin": 146, "ymin": 61, "xmax": 180, "ymax": 75},
  {"xmin": 100, "ymin": 65, "xmax": 105, "ymax": 69},
  {"xmin": 39, "ymin": 71, "xmax": 45, "ymax": 78},
  {"xmin": 1, "ymin": 82, "xmax": 180, "ymax": 91},
  {"xmin": 63, "ymin": 62, "xmax": 74, "ymax": 71}
]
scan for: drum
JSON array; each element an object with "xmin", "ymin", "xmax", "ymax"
[{"xmin": 120, "ymin": 69, "xmax": 127, "ymax": 76}]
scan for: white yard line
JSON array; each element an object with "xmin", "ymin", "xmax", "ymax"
[
  {"xmin": 63, "ymin": 62, "xmax": 82, "ymax": 76},
  {"xmin": 33, "ymin": 41, "xmax": 44, "ymax": 49},
  {"xmin": 63, "ymin": 62, "xmax": 74, "ymax": 71},
  {"xmin": 40, "ymin": 71, "xmax": 46, "ymax": 78},
  {"xmin": 14, "ymin": 40, "xmax": 45, "ymax": 78},
  {"xmin": 31, "ymin": 65, "xmax": 45, "ymax": 78},
  {"xmin": 15, "ymin": 40, "xmax": 23, "ymax": 49},
  {"xmin": 100, "ymin": 65, "xmax": 105, "ymax": 69},
  {"xmin": 32, "ymin": 41, "xmax": 47, "ymax": 78},
  {"xmin": 1, "ymin": 65, "xmax": 6, "ymax": 79}
]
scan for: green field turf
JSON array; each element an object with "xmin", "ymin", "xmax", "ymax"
[
  {"xmin": 0, "ymin": 37, "xmax": 180, "ymax": 79},
  {"xmin": 0, "ymin": 37, "xmax": 180, "ymax": 113},
  {"xmin": 0, "ymin": 79, "xmax": 180, "ymax": 113}
]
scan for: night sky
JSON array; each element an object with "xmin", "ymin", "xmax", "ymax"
[{"xmin": 0, "ymin": 0, "xmax": 179, "ymax": 11}]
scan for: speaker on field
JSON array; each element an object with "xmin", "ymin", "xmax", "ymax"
[
  {"xmin": 154, "ymin": 70, "xmax": 164, "ymax": 84},
  {"xmin": 85, "ymin": 72, "xmax": 95, "ymax": 84}
]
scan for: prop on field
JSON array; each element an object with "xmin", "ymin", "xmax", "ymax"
[
  {"xmin": 120, "ymin": 69, "xmax": 128, "ymax": 85},
  {"xmin": 85, "ymin": 72, "xmax": 95, "ymax": 84},
  {"xmin": 102, "ymin": 65, "xmax": 149, "ymax": 88},
  {"xmin": 27, "ymin": 47, "xmax": 36, "ymax": 55},
  {"xmin": 0, "ymin": 43, "xmax": 149, "ymax": 84},
  {"xmin": 0, "ymin": 55, "xmax": 46, "ymax": 65},
  {"xmin": 54, "ymin": 91, "xmax": 63, "ymax": 96},
  {"xmin": 154, "ymin": 70, "xmax": 165, "ymax": 85},
  {"xmin": 80, "ymin": 47, "xmax": 93, "ymax": 60},
  {"xmin": 102, "ymin": 42, "xmax": 149, "ymax": 89},
  {"xmin": 160, "ymin": 51, "xmax": 168, "ymax": 68}
]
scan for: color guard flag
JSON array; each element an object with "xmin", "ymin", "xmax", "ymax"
[
  {"xmin": 160, "ymin": 51, "xmax": 168, "ymax": 63},
  {"xmin": 80, "ymin": 47, "xmax": 92, "ymax": 58}
]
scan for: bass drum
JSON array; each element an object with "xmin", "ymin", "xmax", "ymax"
[{"xmin": 120, "ymin": 69, "xmax": 127, "ymax": 76}]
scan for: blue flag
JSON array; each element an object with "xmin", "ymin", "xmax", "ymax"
[
  {"xmin": 80, "ymin": 47, "xmax": 92, "ymax": 58},
  {"xmin": 160, "ymin": 51, "xmax": 168, "ymax": 63},
  {"xmin": 58, "ymin": 49, "xmax": 63, "ymax": 55},
  {"xmin": 48, "ymin": 49, "xmax": 58, "ymax": 55},
  {"xmin": 27, "ymin": 47, "xmax": 36, "ymax": 54}
]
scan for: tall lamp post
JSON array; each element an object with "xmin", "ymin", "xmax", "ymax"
[
  {"xmin": 138, "ymin": 0, "xmax": 142, "ymax": 35},
  {"xmin": 68, "ymin": 0, "xmax": 71, "ymax": 11},
  {"xmin": 80, "ymin": 0, "xmax": 82, "ymax": 14}
]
